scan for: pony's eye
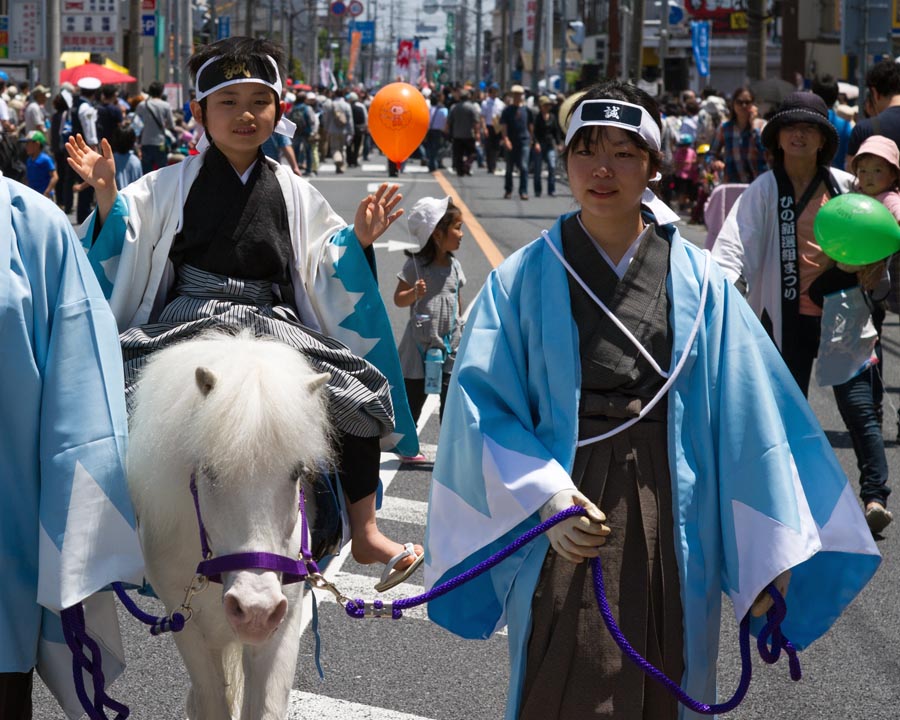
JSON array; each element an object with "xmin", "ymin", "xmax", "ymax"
[
  {"xmin": 201, "ymin": 465, "xmax": 218, "ymax": 482},
  {"xmin": 292, "ymin": 463, "xmax": 308, "ymax": 483}
]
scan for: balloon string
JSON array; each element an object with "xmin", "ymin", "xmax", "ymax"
[{"xmin": 403, "ymin": 214, "xmax": 424, "ymax": 319}]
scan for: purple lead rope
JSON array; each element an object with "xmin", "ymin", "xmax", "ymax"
[{"xmin": 344, "ymin": 505, "xmax": 801, "ymax": 715}]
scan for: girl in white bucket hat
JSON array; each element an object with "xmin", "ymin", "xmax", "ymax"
[{"xmin": 393, "ymin": 196, "xmax": 466, "ymax": 459}]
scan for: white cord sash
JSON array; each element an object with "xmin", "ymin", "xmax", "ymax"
[{"xmin": 541, "ymin": 229, "xmax": 710, "ymax": 447}]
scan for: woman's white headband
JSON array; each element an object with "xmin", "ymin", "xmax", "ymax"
[{"xmin": 565, "ymin": 99, "xmax": 661, "ymax": 152}]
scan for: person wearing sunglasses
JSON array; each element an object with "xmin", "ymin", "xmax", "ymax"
[{"xmin": 709, "ymin": 86, "xmax": 768, "ymax": 183}]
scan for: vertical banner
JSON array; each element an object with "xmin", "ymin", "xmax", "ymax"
[
  {"xmin": 320, "ymin": 57, "xmax": 336, "ymax": 89},
  {"xmin": 445, "ymin": 12, "xmax": 455, "ymax": 54},
  {"xmin": 347, "ymin": 30, "xmax": 362, "ymax": 81},
  {"xmin": 691, "ymin": 20, "xmax": 711, "ymax": 78},
  {"xmin": 409, "ymin": 43, "xmax": 421, "ymax": 87},
  {"xmin": 397, "ymin": 39, "xmax": 413, "ymax": 67},
  {"xmin": 418, "ymin": 47, "xmax": 427, "ymax": 87},
  {"xmin": 523, "ymin": 0, "xmax": 537, "ymax": 55},
  {"xmin": 0, "ymin": 16, "xmax": 9, "ymax": 59}
]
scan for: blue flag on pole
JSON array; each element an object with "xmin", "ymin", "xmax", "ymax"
[{"xmin": 691, "ymin": 20, "xmax": 711, "ymax": 78}]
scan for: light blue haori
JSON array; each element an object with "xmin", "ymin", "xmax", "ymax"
[
  {"xmin": 76, "ymin": 151, "xmax": 418, "ymax": 456},
  {"xmin": 0, "ymin": 178, "xmax": 143, "ymax": 717},
  {"xmin": 424, "ymin": 208, "xmax": 881, "ymax": 719}
]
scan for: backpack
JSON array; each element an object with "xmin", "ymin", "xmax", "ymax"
[
  {"xmin": 678, "ymin": 115, "xmax": 698, "ymax": 144},
  {"xmin": 70, "ymin": 96, "xmax": 87, "ymax": 139},
  {"xmin": 60, "ymin": 110, "xmax": 74, "ymax": 146},
  {"xmin": 0, "ymin": 133, "xmax": 26, "ymax": 182},
  {"xmin": 289, "ymin": 104, "xmax": 311, "ymax": 137},
  {"xmin": 334, "ymin": 103, "xmax": 349, "ymax": 127},
  {"xmin": 351, "ymin": 102, "xmax": 366, "ymax": 127}
]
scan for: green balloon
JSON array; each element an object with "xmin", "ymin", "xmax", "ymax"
[{"xmin": 814, "ymin": 193, "xmax": 900, "ymax": 265}]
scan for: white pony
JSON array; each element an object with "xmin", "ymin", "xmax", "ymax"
[{"xmin": 127, "ymin": 331, "xmax": 332, "ymax": 720}]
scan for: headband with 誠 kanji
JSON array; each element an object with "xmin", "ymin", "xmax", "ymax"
[{"xmin": 564, "ymin": 99, "xmax": 661, "ymax": 152}]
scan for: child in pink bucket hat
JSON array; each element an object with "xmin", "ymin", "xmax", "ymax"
[{"xmin": 852, "ymin": 134, "xmax": 900, "ymax": 215}]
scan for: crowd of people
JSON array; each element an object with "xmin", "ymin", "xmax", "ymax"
[{"xmin": 0, "ymin": 36, "xmax": 897, "ymax": 720}]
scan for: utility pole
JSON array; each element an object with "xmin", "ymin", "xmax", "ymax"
[
  {"xmin": 746, "ymin": 0, "xmax": 766, "ymax": 82},
  {"xmin": 459, "ymin": 1, "xmax": 468, "ymax": 82},
  {"xmin": 779, "ymin": 0, "xmax": 805, "ymax": 85},
  {"xmin": 126, "ymin": 0, "xmax": 142, "ymax": 91},
  {"xmin": 500, "ymin": 0, "xmax": 509, "ymax": 90},
  {"xmin": 627, "ymin": 0, "xmax": 644, "ymax": 82},
  {"xmin": 246, "ymin": 0, "xmax": 254, "ymax": 37},
  {"xmin": 558, "ymin": 0, "xmax": 566, "ymax": 91},
  {"xmin": 49, "ymin": 0, "xmax": 61, "ymax": 90},
  {"xmin": 658, "ymin": 0, "xmax": 669, "ymax": 94},
  {"xmin": 475, "ymin": 0, "xmax": 483, "ymax": 85},
  {"xmin": 172, "ymin": 0, "xmax": 181, "ymax": 85},
  {"xmin": 183, "ymin": 0, "xmax": 193, "ymax": 88},
  {"xmin": 544, "ymin": 0, "xmax": 553, "ymax": 91},
  {"xmin": 311, "ymin": 0, "xmax": 319, "ymax": 86},
  {"xmin": 531, "ymin": 0, "xmax": 543, "ymax": 93},
  {"xmin": 608, "ymin": 0, "xmax": 621, "ymax": 80}
]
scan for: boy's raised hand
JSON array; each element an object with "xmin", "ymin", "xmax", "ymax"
[
  {"xmin": 66, "ymin": 134, "xmax": 118, "ymax": 224},
  {"xmin": 66, "ymin": 134, "xmax": 116, "ymax": 193},
  {"xmin": 354, "ymin": 183, "xmax": 404, "ymax": 248}
]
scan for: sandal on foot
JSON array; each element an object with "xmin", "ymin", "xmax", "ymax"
[
  {"xmin": 374, "ymin": 543, "xmax": 425, "ymax": 592},
  {"xmin": 866, "ymin": 503, "xmax": 893, "ymax": 534}
]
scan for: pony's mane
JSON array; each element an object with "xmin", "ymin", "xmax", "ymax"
[{"xmin": 129, "ymin": 331, "xmax": 333, "ymax": 485}]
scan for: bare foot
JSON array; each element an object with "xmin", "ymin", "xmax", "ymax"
[
  {"xmin": 346, "ymin": 491, "xmax": 424, "ymax": 570},
  {"xmin": 350, "ymin": 525, "xmax": 423, "ymax": 570}
]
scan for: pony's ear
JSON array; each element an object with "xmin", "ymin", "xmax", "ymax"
[
  {"xmin": 195, "ymin": 366, "xmax": 217, "ymax": 396},
  {"xmin": 307, "ymin": 372, "xmax": 331, "ymax": 392}
]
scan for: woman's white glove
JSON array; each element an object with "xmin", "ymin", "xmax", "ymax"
[
  {"xmin": 750, "ymin": 569, "xmax": 792, "ymax": 617},
  {"xmin": 539, "ymin": 488, "xmax": 610, "ymax": 563}
]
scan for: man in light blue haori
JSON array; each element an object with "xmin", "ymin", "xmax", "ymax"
[{"xmin": 0, "ymin": 177, "xmax": 143, "ymax": 719}]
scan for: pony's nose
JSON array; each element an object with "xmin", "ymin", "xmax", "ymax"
[{"xmin": 223, "ymin": 591, "xmax": 288, "ymax": 641}]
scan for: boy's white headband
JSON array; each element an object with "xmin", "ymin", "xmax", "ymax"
[
  {"xmin": 565, "ymin": 99, "xmax": 661, "ymax": 151},
  {"xmin": 193, "ymin": 53, "xmax": 296, "ymax": 146},
  {"xmin": 194, "ymin": 54, "xmax": 283, "ymax": 101}
]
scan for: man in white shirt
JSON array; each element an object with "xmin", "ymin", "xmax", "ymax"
[
  {"xmin": 24, "ymin": 85, "xmax": 49, "ymax": 134},
  {"xmin": 0, "ymin": 81, "xmax": 13, "ymax": 134},
  {"xmin": 135, "ymin": 80, "xmax": 175, "ymax": 174},
  {"xmin": 74, "ymin": 77, "xmax": 100, "ymax": 223},
  {"xmin": 481, "ymin": 83, "xmax": 505, "ymax": 174},
  {"xmin": 425, "ymin": 90, "xmax": 448, "ymax": 171}
]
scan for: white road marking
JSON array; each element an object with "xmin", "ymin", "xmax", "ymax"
[
  {"xmin": 372, "ymin": 238, "xmax": 419, "ymax": 252},
  {"xmin": 288, "ymin": 691, "xmax": 438, "ymax": 719},
  {"xmin": 376, "ymin": 496, "xmax": 428, "ymax": 526}
]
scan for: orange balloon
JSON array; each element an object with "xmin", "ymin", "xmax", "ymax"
[{"xmin": 368, "ymin": 82, "xmax": 430, "ymax": 164}]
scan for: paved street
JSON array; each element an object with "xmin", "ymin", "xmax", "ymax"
[{"xmin": 33, "ymin": 157, "xmax": 900, "ymax": 719}]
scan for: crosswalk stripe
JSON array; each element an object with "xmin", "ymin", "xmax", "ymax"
[
  {"xmin": 377, "ymin": 496, "xmax": 428, "ymax": 525},
  {"xmin": 287, "ymin": 690, "xmax": 437, "ymax": 719}
]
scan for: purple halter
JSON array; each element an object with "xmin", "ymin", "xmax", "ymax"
[{"xmin": 189, "ymin": 471, "xmax": 320, "ymax": 584}]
